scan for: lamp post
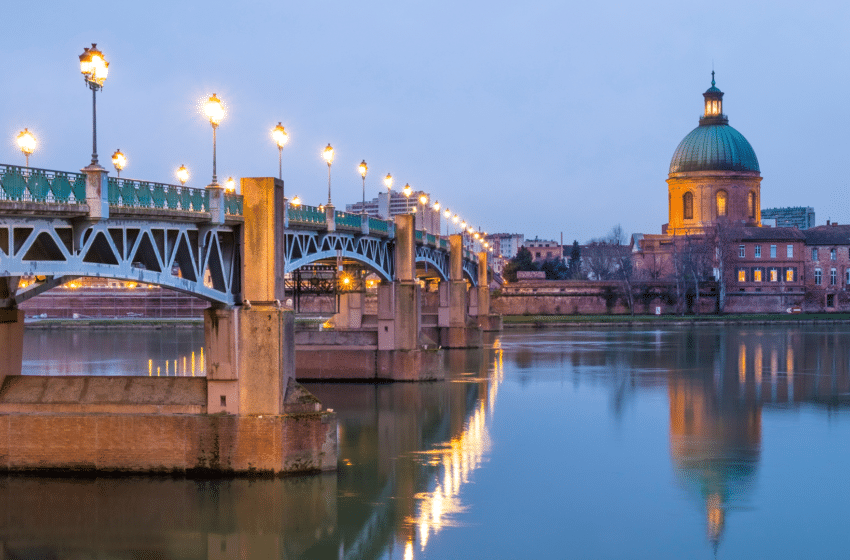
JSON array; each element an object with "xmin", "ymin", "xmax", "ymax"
[
  {"xmin": 418, "ymin": 194, "xmax": 428, "ymax": 232},
  {"xmin": 358, "ymin": 160, "xmax": 368, "ymax": 214},
  {"xmin": 403, "ymin": 183, "xmax": 412, "ymax": 213},
  {"xmin": 203, "ymin": 94, "xmax": 224, "ymax": 186},
  {"xmin": 176, "ymin": 165, "xmax": 189, "ymax": 186},
  {"xmin": 225, "ymin": 177, "xmax": 236, "ymax": 193},
  {"xmin": 384, "ymin": 173, "xmax": 393, "ymax": 192},
  {"xmin": 322, "ymin": 144, "xmax": 334, "ymax": 205},
  {"xmin": 16, "ymin": 129, "xmax": 35, "ymax": 169},
  {"xmin": 78, "ymin": 44, "xmax": 109, "ymax": 167},
  {"xmin": 272, "ymin": 122, "xmax": 288, "ymax": 184},
  {"xmin": 291, "ymin": 195, "xmax": 301, "ymax": 206},
  {"xmin": 111, "ymin": 149, "xmax": 126, "ymax": 178},
  {"xmin": 444, "ymin": 208, "xmax": 451, "ymax": 236}
]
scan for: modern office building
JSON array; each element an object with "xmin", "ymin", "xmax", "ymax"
[{"xmin": 760, "ymin": 207, "xmax": 815, "ymax": 229}]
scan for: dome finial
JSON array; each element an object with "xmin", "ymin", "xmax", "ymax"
[{"xmin": 711, "ymin": 70, "xmax": 716, "ymax": 88}]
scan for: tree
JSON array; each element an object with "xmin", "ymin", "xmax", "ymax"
[
  {"xmin": 568, "ymin": 240, "xmax": 582, "ymax": 279},
  {"xmin": 540, "ymin": 257, "xmax": 570, "ymax": 280},
  {"xmin": 609, "ymin": 225, "xmax": 636, "ymax": 314},
  {"xmin": 707, "ymin": 219, "xmax": 744, "ymax": 313},
  {"xmin": 502, "ymin": 246, "xmax": 538, "ymax": 282}
]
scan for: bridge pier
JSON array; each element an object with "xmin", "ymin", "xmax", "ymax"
[
  {"xmin": 438, "ymin": 235, "xmax": 482, "ymax": 348},
  {"xmin": 470, "ymin": 251, "xmax": 503, "ymax": 332},
  {"xmin": 0, "ymin": 309, "xmax": 24, "ymax": 388}
]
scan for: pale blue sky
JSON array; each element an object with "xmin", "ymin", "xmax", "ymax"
[{"xmin": 2, "ymin": 0, "xmax": 847, "ymax": 243}]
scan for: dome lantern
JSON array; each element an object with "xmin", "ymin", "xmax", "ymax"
[{"xmin": 701, "ymin": 71, "xmax": 727, "ymax": 125}]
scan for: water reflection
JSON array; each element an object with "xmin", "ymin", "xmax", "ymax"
[
  {"xmin": 503, "ymin": 325, "xmax": 850, "ymax": 552},
  {"xmin": 22, "ymin": 327, "xmax": 205, "ymax": 376},
  {"xmin": 10, "ymin": 325, "xmax": 850, "ymax": 558}
]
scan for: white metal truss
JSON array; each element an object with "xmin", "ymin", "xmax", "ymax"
[
  {"xmin": 284, "ymin": 230, "xmax": 477, "ymax": 286},
  {"xmin": 0, "ymin": 217, "xmax": 240, "ymax": 306}
]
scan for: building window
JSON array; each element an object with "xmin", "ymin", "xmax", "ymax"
[
  {"xmin": 831, "ymin": 268, "xmax": 837, "ymax": 285},
  {"xmin": 770, "ymin": 269, "xmax": 778, "ymax": 282},
  {"xmin": 753, "ymin": 269, "xmax": 762, "ymax": 282},
  {"xmin": 755, "ymin": 245, "xmax": 761, "ymax": 258},
  {"xmin": 787, "ymin": 245, "xmax": 793, "ymax": 258},
  {"xmin": 827, "ymin": 294, "xmax": 835, "ymax": 308},
  {"xmin": 738, "ymin": 269, "xmax": 746, "ymax": 282},
  {"xmin": 846, "ymin": 269, "xmax": 850, "ymax": 285},
  {"xmin": 683, "ymin": 192, "xmax": 693, "ymax": 220},
  {"xmin": 748, "ymin": 191, "xmax": 756, "ymax": 219},
  {"xmin": 786, "ymin": 268, "xmax": 795, "ymax": 282},
  {"xmin": 812, "ymin": 248, "xmax": 818, "ymax": 260},
  {"xmin": 739, "ymin": 245, "xmax": 745, "ymax": 258},
  {"xmin": 770, "ymin": 245, "xmax": 777, "ymax": 258},
  {"xmin": 716, "ymin": 190, "xmax": 727, "ymax": 217},
  {"xmin": 831, "ymin": 248, "xmax": 837, "ymax": 261},
  {"xmin": 815, "ymin": 268, "xmax": 822, "ymax": 285}
]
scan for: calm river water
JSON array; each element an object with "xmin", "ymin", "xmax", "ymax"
[{"xmin": 9, "ymin": 324, "xmax": 850, "ymax": 559}]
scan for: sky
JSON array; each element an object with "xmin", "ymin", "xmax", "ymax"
[{"xmin": 1, "ymin": 0, "xmax": 848, "ymax": 244}]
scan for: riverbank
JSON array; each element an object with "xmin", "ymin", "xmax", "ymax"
[{"xmin": 503, "ymin": 313, "xmax": 850, "ymax": 327}]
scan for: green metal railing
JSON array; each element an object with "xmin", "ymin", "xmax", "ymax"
[
  {"xmin": 288, "ymin": 204, "xmax": 327, "ymax": 225},
  {"xmin": 440, "ymin": 238, "xmax": 449, "ymax": 250},
  {"xmin": 415, "ymin": 230, "xmax": 423, "ymax": 241},
  {"xmin": 0, "ymin": 165, "xmax": 86, "ymax": 203},
  {"xmin": 369, "ymin": 216, "xmax": 389, "ymax": 234},
  {"xmin": 108, "ymin": 177, "xmax": 210, "ymax": 212},
  {"xmin": 224, "ymin": 193, "xmax": 243, "ymax": 215},
  {"xmin": 335, "ymin": 211, "xmax": 362, "ymax": 229},
  {"xmin": 426, "ymin": 233, "xmax": 437, "ymax": 246}
]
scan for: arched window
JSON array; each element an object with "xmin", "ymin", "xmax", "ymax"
[
  {"xmin": 683, "ymin": 192, "xmax": 693, "ymax": 220},
  {"xmin": 716, "ymin": 190, "xmax": 727, "ymax": 217},
  {"xmin": 748, "ymin": 191, "xmax": 756, "ymax": 219}
]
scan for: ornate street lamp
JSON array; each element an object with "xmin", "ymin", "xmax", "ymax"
[
  {"xmin": 272, "ymin": 122, "xmax": 288, "ymax": 183},
  {"xmin": 403, "ymin": 183, "xmax": 412, "ymax": 213},
  {"xmin": 291, "ymin": 195, "xmax": 301, "ymax": 206},
  {"xmin": 16, "ymin": 129, "xmax": 36, "ymax": 169},
  {"xmin": 225, "ymin": 177, "xmax": 236, "ymax": 193},
  {"xmin": 444, "ymin": 207, "xmax": 451, "ymax": 236},
  {"xmin": 358, "ymin": 160, "xmax": 368, "ymax": 214},
  {"xmin": 322, "ymin": 143, "xmax": 334, "ymax": 204},
  {"xmin": 176, "ymin": 165, "xmax": 189, "ymax": 186},
  {"xmin": 384, "ymin": 173, "xmax": 393, "ymax": 192},
  {"xmin": 111, "ymin": 149, "xmax": 126, "ymax": 178},
  {"xmin": 79, "ymin": 43, "xmax": 109, "ymax": 167},
  {"xmin": 418, "ymin": 194, "xmax": 428, "ymax": 232},
  {"xmin": 203, "ymin": 94, "xmax": 224, "ymax": 186}
]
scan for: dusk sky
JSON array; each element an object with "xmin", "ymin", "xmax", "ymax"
[{"xmin": 2, "ymin": 1, "xmax": 847, "ymax": 244}]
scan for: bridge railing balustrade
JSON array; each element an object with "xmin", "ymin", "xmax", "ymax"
[
  {"xmin": 368, "ymin": 216, "xmax": 389, "ymax": 237},
  {"xmin": 0, "ymin": 164, "xmax": 86, "ymax": 204},
  {"xmin": 335, "ymin": 211, "xmax": 362, "ymax": 230},
  {"xmin": 108, "ymin": 177, "xmax": 214, "ymax": 213},
  {"xmin": 288, "ymin": 204, "xmax": 327, "ymax": 226},
  {"xmin": 426, "ymin": 233, "xmax": 437, "ymax": 247},
  {"xmin": 224, "ymin": 193, "xmax": 243, "ymax": 216}
]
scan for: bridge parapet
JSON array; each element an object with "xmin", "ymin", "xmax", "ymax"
[
  {"xmin": 0, "ymin": 164, "xmax": 86, "ymax": 204},
  {"xmin": 288, "ymin": 204, "xmax": 327, "ymax": 226}
]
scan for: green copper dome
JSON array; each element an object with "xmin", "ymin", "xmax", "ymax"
[
  {"xmin": 669, "ymin": 124, "xmax": 760, "ymax": 174},
  {"xmin": 669, "ymin": 76, "xmax": 760, "ymax": 174}
]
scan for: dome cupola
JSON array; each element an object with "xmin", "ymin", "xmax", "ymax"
[{"xmin": 669, "ymin": 74, "xmax": 759, "ymax": 174}]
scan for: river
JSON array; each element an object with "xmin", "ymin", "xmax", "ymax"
[{"xmin": 7, "ymin": 324, "xmax": 850, "ymax": 558}]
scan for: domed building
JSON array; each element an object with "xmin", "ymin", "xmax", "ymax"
[{"xmin": 665, "ymin": 73, "xmax": 762, "ymax": 235}]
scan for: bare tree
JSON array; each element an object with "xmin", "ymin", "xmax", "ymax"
[
  {"xmin": 609, "ymin": 225, "xmax": 636, "ymax": 315},
  {"xmin": 707, "ymin": 219, "xmax": 744, "ymax": 313}
]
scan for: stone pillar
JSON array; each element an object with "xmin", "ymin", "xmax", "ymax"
[
  {"xmin": 208, "ymin": 184, "xmax": 225, "ymax": 225},
  {"xmin": 378, "ymin": 214, "xmax": 420, "ymax": 352},
  {"xmin": 0, "ymin": 308, "xmax": 24, "ymax": 387},
  {"xmin": 325, "ymin": 204, "xmax": 336, "ymax": 232},
  {"xmin": 205, "ymin": 177, "xmax": 295, "ymax": 415},
  {"xmin": 332, "ymin": 292, "xmax": 364, "ymax": 329},
  {"xmin": 477, "ymin": 251, "xmax": 490, "ymax": 317},
  {"xmin": 82, "ymin": 164, "xmax": 109, "ymax": 220},
  {"xmin": 440, "ymin": 234, "xmax": 483, "ymax": 348}
]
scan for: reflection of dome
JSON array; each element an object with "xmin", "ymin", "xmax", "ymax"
[{"xmin": 669, "ymin": 124, "xmax": 760, "ymax": 174}]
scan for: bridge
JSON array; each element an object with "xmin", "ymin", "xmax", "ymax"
[{"xmin": 0, "ymin": 163, "xmax": 500, "ymax": 474}]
